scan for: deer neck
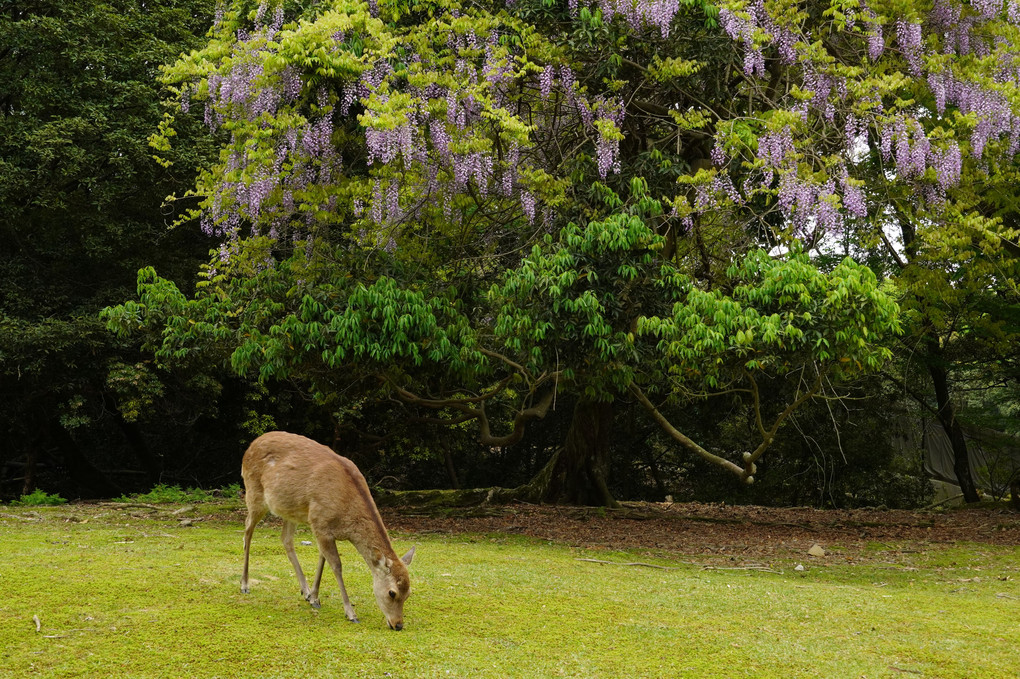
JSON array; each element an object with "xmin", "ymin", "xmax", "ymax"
[{"xmin": 350, "ymin": 519, "xmax": 397, "ymax": 575}]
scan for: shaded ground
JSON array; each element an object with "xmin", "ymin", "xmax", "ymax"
[
  {"xmin": 383, "ymin": 501, "xmax": 1020, "ymax": 566},
  {"xmin": 5, "ymin": 500, "xmax": 1018, "ymax": 568}
]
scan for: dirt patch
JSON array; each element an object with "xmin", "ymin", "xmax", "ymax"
[
  {"xmin": 24, "ymin": 499, "xmax": 1018, "ymax": 568},
  {"xmin": 383, "ymin": 502, "xmax": 1020, "ymax": 565}
]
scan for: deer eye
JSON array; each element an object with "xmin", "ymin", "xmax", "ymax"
[{"xmin": 388, "ymin": 590, "xmax": 397, "ymax": 600}]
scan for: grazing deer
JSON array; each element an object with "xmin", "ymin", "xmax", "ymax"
[{"xmin": 240, "ymin": 431, "xmax": 415, "ymax": 630}]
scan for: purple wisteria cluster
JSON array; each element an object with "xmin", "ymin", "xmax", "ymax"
[
  {"xmin": 895, "ymin": 20, "xmax": 924, "ymax": 76},
  {"xmin": 594, "ymin": 103, "xmax": 625, "ymax": 179},
  {"xmin": 739, "ymin": 126, "xmax": 864, "ymax": 231},
  {"xmin": 202, "ymin": 2, "xmax": 286, "ymax": 122},
  {"xmin": 699, "ymin": 0, "xmax": 1020, "ymax": 237},
  {"xmin": 193, "ymin": 3, "xmax": 628, "ymax": 252},
  {"xmin": 864, "ymin": 8, "xmax": 885, "ymax": 61},
  {"xmin": 927, "ymin": 71, "xmax": 1020, "ymax": 157},
  {"xmin": 196, "ymin": 5, "xmax": 354, "ymax": 244},
  {"xmin": 880, "ymin": 117, "xmax": 930, "ymax": 179},
  {"xmin": 800, "ymin": 66, "xmax": 843, "ymax": 122},
  {"xmin": 363, "ymin": 25, "xmax": 607, "ymax": 227},
  {"xmin": 534, "ymin": 65, "xmax": 625, "ymax": 180},
  {"xmin": 356, "ymin": 45, "xmax": 624, "ymax": 224},
  {"xmin": 357, "ymin": 29, "xmax": 538, "ymax": 223},
  {"xmin": 591, "ymin": 0, "xmax": 681, "ymax": 37},
  {"xmin": 719, "ymin": 0, "xmax": 798, "ymax": 78}
]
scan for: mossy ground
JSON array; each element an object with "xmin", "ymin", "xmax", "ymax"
[{"xmin": 1, "ymin": 503, "xmax": 1017, "ymax": 678}]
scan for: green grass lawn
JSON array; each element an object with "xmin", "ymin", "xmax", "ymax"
[{"xmin": 1, "ymin": 504, "xmax": 1017, "ymax": 678}]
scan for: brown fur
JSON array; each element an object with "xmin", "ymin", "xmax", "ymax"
[{"xmin": 240, "ymin": 431, "xmax": 414, "ymax": 630}]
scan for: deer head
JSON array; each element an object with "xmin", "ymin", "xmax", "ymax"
[{"xmin": 372, "ymin": 546, "xmax": 415, "ymax": 630}]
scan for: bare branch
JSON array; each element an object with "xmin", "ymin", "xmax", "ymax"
[
  {"xmin": 880, "ymin": 370, "xmax": 940, "ymax": 418},
  {"xmin": 389, "ymin": 376, "xmax": 514, "ymax": 409},
  {"xmin": 632, "ymin": 366, "xmax": 827, "ymax": 484},
  {"xmin": 576, "ymin": 558, "xmax": 683, "ymax": 570},
  {"xmin": 475, "ymin": 388, "xmax": 556, "ymax": 447},
  {"xmin": 744, "ymin": 368, "xmax": 825, "ymax": 468},
  {"xmin": 411, "ymin": 414, "xmax": 478, "ymax": 427},
  {"xmin": 478, "ymin": 348, "xmax": 533, "ymax": 382},
  {"xmin": 878, "ymin": 227, "xmax": 907, "ymax": 270},
  {"xmin": 391, "ymin": 379, "xmax": 557, "ymax": 447},
  {"xmin": 629, "ymin": 383, "xmax": 748, "ymax": 481}
]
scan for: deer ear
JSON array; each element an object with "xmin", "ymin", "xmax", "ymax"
[
  {"xmin": 401, "ymin": 545, "xmax": 416, "ymax": 566},
  {"xmin": 372, "ymin": 548, "xmax": 388, "ymax": 571}
]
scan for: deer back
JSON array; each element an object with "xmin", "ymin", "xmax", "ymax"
[{"xmin": 242, "ymin": 431, "xmax": 392, "ymax": 550}]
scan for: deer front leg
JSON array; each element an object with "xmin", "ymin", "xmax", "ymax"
[
  {"xmin": 281, "ymin": 521, "xmax": 316, "ymax": 607},
  {"xmin": 316, "ymin": 536, "xmax": 359, "ymax": 623}
]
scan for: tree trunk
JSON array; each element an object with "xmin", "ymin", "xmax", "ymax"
[
  {"xmin": 927, "ymin": 360, "xmax": 980, "ymax": 503},
  {"xmin": 116, "ymin": 417, "xmax": 162, "ymax": 485},
  {"xmin": 441, "ymin": 439, "xmax": 461, "ymax": 489},
  {"xmin": 525, "ymin": 399, "xmax": 619, "ymax": 507},
  {"xmin": 643, "ymin": 447, "xmax": 667, "ymax": 499},
  {"xmin": 22, "ymin": 446, "xmax": 36, "ymax": 496},
  {"xmin": 898, "ymin": 218, "xmax": 979, "ymax": 504}
]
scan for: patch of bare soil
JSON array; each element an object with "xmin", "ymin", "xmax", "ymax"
[{"xmin": 383, "ymin": 502, "xmax": 1020, "ymax": 565}]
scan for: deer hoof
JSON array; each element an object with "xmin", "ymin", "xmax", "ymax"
[
  {"xmin": 309, "ymin": 599, "xmax": 321, "ymax": 610},
  {"xmin": 348, "ymin": 617, "xmax": 360, "ymax": 624},
  {"xmin": 241, "ymin": 585, "xmax": 250, "ymax": 594}
]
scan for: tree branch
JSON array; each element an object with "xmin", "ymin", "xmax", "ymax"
[
  {"xmin": 478, "ymin": 347, "xmax": 533, "ymax": 381},
  {"xmin": 475, "ymin": 388, "xmax": 556, "ymax": 447},
  {"xmin": 391, "ymin": 379, "xmax": 557, "ymax": 447},
  {"xmin": 880, "ymin": 370, "xmax": 940, "ymax": 418},
  {"xmin": 744, "ymin": 370, "xmax": 768, "ymax": 439},
  {"xmin": 629, "ymin": 383, "xmax": 749, "ymax": 481},
  {"xmin": 631, "ymin": 365, "xmax": 827, "ymax": 484},
  {"xmin": 389, "ymin": 375, "xmax": 514, "ymax": 409},
  {"xmin": 744, "ymin": 368, "xmax": 825, "ymax": 468}
]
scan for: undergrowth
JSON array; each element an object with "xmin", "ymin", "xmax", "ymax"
[
  {"xmin": 11, "ymin": 489, "xmax": 67, "ymax": 507},
  {"xmin": 112, "ymin": 483, "xmax": 242, "ymax": 504}
]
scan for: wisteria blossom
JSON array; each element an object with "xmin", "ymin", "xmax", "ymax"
[
  {"xmin": 680, "ymin": 0, "xmax": 1020, "ymax": 239},
  {"xmin": 180, "ymin": 0, "xmax": 1020, "ymax": 267},
  {"xmin": 186, "ymin": 2, "xmax": 634, "ymax": 264}
]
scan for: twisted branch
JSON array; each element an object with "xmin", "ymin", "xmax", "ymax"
[
  {"xmin": 630, "ymin": 365, "xmax": 827, "ymax": 483},
  {"xmin": 629, "ymin": 383, "xmax": 747, "ymax": 480},
  {"xmin": 391, "ymin": 373, "xmax": 558, "ymax": 447}
]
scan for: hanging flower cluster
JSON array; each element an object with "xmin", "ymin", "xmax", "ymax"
[
  {"xmin": 697, "ymin": 0, "xmax": 1020, "ymax": 237},
  {"xmin": 179, "ymin": 0, "xmax": 626, "ymax": 258},
  {"xmin": 592, "ymin": 0, "xmax": 682, "ymax": 37}
]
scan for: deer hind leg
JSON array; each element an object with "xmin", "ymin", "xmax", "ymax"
[
  {"xmin": 240, "ymin": 497, "xmax": 268, "ymax": 594},
  {"xmin": 281, "ymin": 521, "xmax": 316, "ymax": 607},
  {"xmin": 312, "ymin": 554, "xmax": 326, "ymax": 599},
  {"xmin": 315, "ymin": 535, "xmax": 359, "ymax": 623}
]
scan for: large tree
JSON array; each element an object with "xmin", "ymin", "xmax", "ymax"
[
  {"xmin": 109, "ymin": 0, "xmax": 1020, "ymax": 504},
  {"xmin": 102, "ymin": 0, "xmax": 903, "ymax": 506}
]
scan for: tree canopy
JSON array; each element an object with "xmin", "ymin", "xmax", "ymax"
[
  {"xmin": 3, "ymin": 0, "xmax": 1012, "ymax": 504},
  {"xmin": 110, "ymin": 0, "xmax": 1020, "ymax": 506}
]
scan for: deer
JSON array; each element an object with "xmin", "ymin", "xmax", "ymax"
[{"xmin": 240, "ymin": 431, "xmax": 415, "ymax": 630}]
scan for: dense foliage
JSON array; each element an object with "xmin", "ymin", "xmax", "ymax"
[
  {"xmin": 0, "ymin": 0, "xmax": 225, "ymax": 498},
  {"xmin": 104, "ymin": 0, "xmax": 915, "ymax": 506}
]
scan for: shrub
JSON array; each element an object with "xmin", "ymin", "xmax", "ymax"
[
  {"xmin": 12, "ymin": 489, "xmax": 68, "ymax": 506},
  {"xmin": 114, "ymin": 484, "xmax": 213, "ymax": 504}
]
